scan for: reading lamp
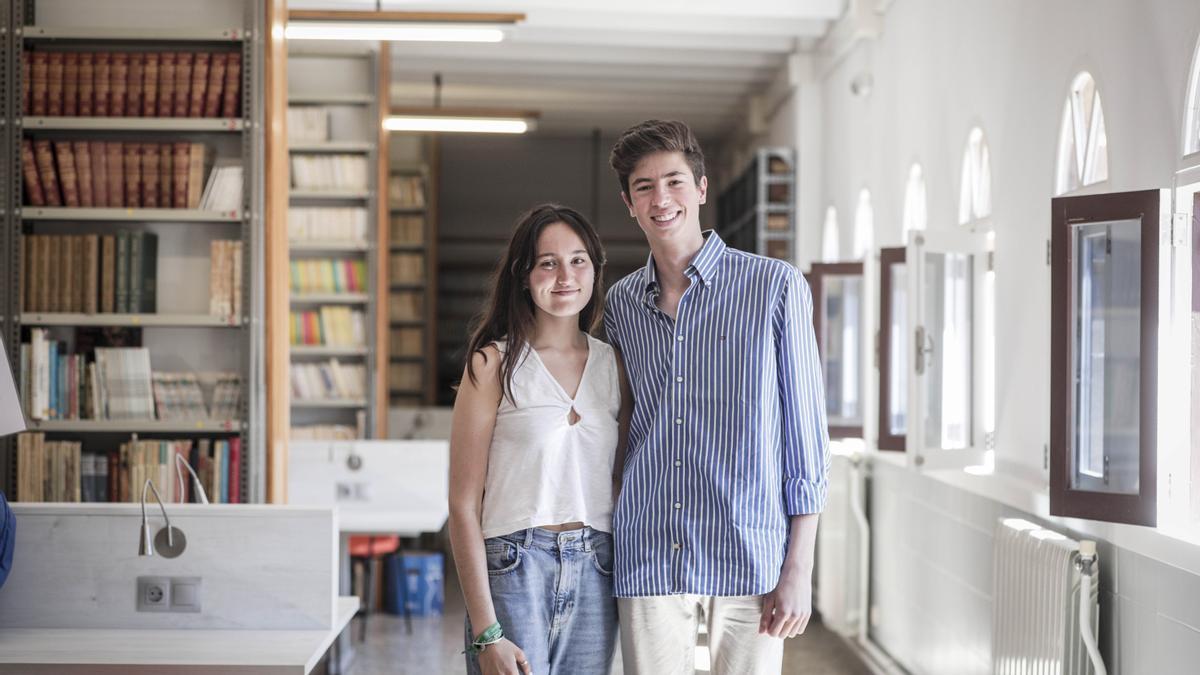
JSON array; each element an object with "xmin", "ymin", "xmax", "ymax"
[
  {"xmin": 174, "ymin": 453, "xmax": 210, "ymax": 505},
  {"xmin": 139, "ymin": 479, "xmax": 187, "ymax": 558}
]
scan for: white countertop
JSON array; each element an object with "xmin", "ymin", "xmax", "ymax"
[{"xmin": 0, "ymin": 596, "xmax": 359, "ymax": 674}]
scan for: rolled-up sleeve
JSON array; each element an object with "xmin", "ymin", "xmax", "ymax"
[{"xmin": 774, "ymin": 267, "xmax": 830, "ymax": 515}]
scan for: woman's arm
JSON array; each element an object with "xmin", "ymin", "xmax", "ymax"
[{"xmin": 447, "ymin": 347, "xmax": 530, "ymax": 674}]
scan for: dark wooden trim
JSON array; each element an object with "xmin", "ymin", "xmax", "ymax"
[
  {"xmin": 877, "ymin": 248, "xmax": 906, "ymax": 451},
  {"xmin": 288, "ymin": 10, "xmax": 526, "ymax": 24},
  {"xmin": 807, "ymin": 262, "xmax": 865, "ymax": 440},
  {"xmin": 1050, "ymin": 189, "xmax": 1159, "ymax": 527}
]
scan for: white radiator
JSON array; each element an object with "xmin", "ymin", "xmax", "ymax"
[
  {"xmin": 815, "ymin": 451, "xmax": 865, "ymax": 637},
  {"xmin": 992, "ymin": 518, "xmax": 1100, "ymax": 675}
]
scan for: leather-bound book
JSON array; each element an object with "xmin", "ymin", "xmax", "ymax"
[
  {"xmin": 141, "ymin": 53, "xmax": 159, "ymax": 117},
  {"xmin": 203, "ymin": 52, "xmax": 226, "ymax": 117},
  {"xmin": 21, "ymin": 139, "xmax": 46, "ymax": 207},
  {"xmin": 188, "ymin": 52, "xmax": 209, "ymax": 117},
  {"xmin": 93, "ymin": 52, "xmax": 110, "ymax": 117},
  {"xmin": 126, "ymin": 53, "xmax": 144, "ymax": 118},
  {"xmin": 33, "ymin": 139, "xmax": 62, "ymax": 206},
  {"xmin": 173, "ymin": 52, "xmax": 192, "ymax": 118},
  {"xmin": 22, "ymin": 50, "xmax": 31, "ymax": 115},
  {"xmin": 141, "ymin": 143, "xmax": 160, "ymax": 208},
  {"xmin": 100, "ymin": 235, "xmax": 116, "ymax": 313},
  {"xmin": 109, "ymin": 53, "xmax": 128, "ymax": 117},
  {"xmin": 46, "ymin": 52, "xmax": 64, "ymax": 116},
  {"xmin": 220, "ymin": 52, "xmax": 241, "ymax": 118},
  {"xmin": 31, "ymin": 51, "xmax": 48, "ymax": 116},
  {"xmin": 158, "ymin": 143, "xmax": 173, "ymax": 208},
  {"xmin": 77, "ymin": 53, "xmax": 94, "ymax": 116},
  {"xmin": 54, "ymin": 141, "xmax": 80, "ymax": 208},
  {"xmin": 172, "ymin": 142, "xmax": 190, "ymax": 208},
  {"xmin": 106, "ymin": 142, "xmax": 124, "ymax": 208},
  {"xmin": 123, "ymin": 144, "xmax": 142, "ymax": 208},
  {"xmin": 62, "ymin": 53, "xmax": 79, "ymax": 116},
  {"xmin": 73, "ymin": 142, "xmax": 93, "ymax": 207},
  {"xmin": 157, "ymin": 52, "xmax": 176, "ymax": 118},
  {"xmin": 89, "ymin": 141, "xmax": 108, "ymax": 208},
  {"xmin": 83, "ymin": 235, "xmax": 100, "ymax": 314}
]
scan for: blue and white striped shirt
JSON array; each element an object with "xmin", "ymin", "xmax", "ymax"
[{"xmin": 604, "ymin": 231, "xmax": 830, "ymax": 597}]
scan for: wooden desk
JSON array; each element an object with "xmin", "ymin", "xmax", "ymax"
[{"xmin": 0, "ymin": 597, "xmax": 359, "ymax": 674}]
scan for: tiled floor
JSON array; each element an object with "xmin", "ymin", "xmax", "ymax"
[{"xmin": 329, "ymin": 571, "xmax": 874, "ymax": 675}]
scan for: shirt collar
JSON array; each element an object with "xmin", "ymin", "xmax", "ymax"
[{"xmin": 641, "ymin": 229, "xmax": 727, "ymax": 293}]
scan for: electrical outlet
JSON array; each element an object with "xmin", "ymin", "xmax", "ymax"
[
  {"xmin": 170, "ymin": 576, "xmax": 202, "ymax": 613},
  {"xmin": 136, "ymin": 576, "xmax": 171, "ymax": 613}
]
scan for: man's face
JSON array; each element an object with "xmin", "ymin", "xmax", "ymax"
[{"xmin": 621, "ymin": 150, "xmax": 707, "ymax": 245}]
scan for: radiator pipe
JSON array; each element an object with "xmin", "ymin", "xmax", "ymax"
[
  {"xmin": 848, "ymin": 452, "xmax": 870, "ymax": 641},
  {"xmin": 1077, "ymin": 540, "xmax": 1107, "ymax": 675}
]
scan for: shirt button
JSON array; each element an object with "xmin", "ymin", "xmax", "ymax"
[
  {"xmin": 672, "ymin": 542, "xmax": 681, "ymax": 550},
  {"xmin": 674, "ymin": 459, "xmax": 682, "ymax": 467},
  {"xmin": 676, "ymin": 335, "xmax": 684, "ymax": 342},
  {"xmin": 673, "ymin": 502, "xmax": 682, "ymax": 509},
  {"xmin": 675, "ymin": 376, "xmax": 683, "ymax": 383},
  {"xmin": 674, "ymin": 418, "xmax": 683, "ymax": 425}
]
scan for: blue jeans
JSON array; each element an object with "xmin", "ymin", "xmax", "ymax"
[{"xmin": 465, "ymin": 527, "xmax": 618, "ymax": 674}]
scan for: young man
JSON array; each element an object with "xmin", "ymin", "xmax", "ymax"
[{"xmin": 604, "ymin": 120, "xmax": 830, "ymax": 675}]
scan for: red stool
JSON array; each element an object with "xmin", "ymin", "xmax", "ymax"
[{"xmin": 349, "ymin": 535, "xmax": 404, "ymax": 642}]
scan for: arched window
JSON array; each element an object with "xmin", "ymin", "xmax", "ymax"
[
  {"xmin": 822, "ymin": 205, "xmax": 840, "ymax": 262},
  {"xmin": 1055, "ymin": 72, "xmax": 1109, "ymax": 194},
  {"xmin": 1185, "ymin": 34, "xmax": 1200, "ymax": 157},
  {"xmin": 958, "ymin": 127, "xmax": 992, "ymax": 226},
  {"xmin": 903, "ymin": 163, "xmax": 927, "ymax": 242},
  {"xmin": 853, "ymin": 189, "xmax": 873, "ymax": 260}
]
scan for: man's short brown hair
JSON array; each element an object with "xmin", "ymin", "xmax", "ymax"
[{"xmin": 609, "ymin": 120, "xmax": 706, "ymax": 196}]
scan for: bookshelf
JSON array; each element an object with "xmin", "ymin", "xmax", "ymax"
[
  {"xmin": 1, "ymin": 0, "xmax": 266, "ymax": 504},
  {"xmin": 286, "ymin": 44, "xmax": 384, "ymax": 440},
  {"xmin": 716, "ymin": 147, "xmax": 796, "ymax": 261},
  {"xmin": 387, "ymin": 133, "xmax": 438, "ymax": 408}
]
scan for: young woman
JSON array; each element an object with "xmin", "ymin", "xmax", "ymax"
[{"xmin": 448, "ymin": 203, "xmax": 624, "ymax": 675}]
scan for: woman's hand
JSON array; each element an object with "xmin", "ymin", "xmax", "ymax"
[{"xmin": 478, "ymin": 638, "xmax": 533, "ymax": 675}]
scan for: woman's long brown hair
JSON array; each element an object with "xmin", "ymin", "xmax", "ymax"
[{"xmin": 463, "ymin": 203, "xmax": 607, "ymax": 404}]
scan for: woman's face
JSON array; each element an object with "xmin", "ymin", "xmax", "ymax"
[{"xmin": 526, "ymin": 221, "xmax": 595, "ymax": 320}]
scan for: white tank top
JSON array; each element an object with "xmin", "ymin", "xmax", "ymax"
[{"xmin": 480, "ymin": 334, "xmax": 620, "ymax": 539}]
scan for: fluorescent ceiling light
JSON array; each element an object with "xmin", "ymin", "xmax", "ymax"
[
  {"xmin": 285, "ymin": 22, "xmax": 504, "ymax": 42},
  {"xmin": 385, "ymin": 116, "xmax": 529, "ymax": 134}
]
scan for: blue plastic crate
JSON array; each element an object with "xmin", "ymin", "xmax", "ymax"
[{"xmin": 383, "ymin": 551, "xmax": 444, "ymax": 616}]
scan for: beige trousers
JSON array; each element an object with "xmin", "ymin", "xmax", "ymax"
[{"xmin": 618, "ymin": 595, "xmax": 785, "ymax": 675}]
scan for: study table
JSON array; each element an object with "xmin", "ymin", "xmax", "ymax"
[{"xmin": 0, "ymin": 597, "xmax": 359, "ymax": 674}]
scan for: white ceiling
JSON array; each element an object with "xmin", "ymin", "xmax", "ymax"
[{"xmin": 287, "ymin": 0, "xmax": 846, "ymax": 139}]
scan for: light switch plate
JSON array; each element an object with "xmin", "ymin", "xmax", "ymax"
[
  {"xmin": 136, "ymin": 576, "xmax": 171, "ymax": 612},
  {"xmin": 170, "ymin": 576, "xmax": 202, "ymax": 613}
]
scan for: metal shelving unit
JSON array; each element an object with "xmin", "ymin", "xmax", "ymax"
[
  {"xmin": 2, "ymin": 0, "xmax": 266, "ymax": 503},
  {"xmin": 716, "ymin": 147, "xmax": 796, "ymax": 261},
  {"xmin": 286, "ymin": 46, "xmax": 382, "ymax": 440}
]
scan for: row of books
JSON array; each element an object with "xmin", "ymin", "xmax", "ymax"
[
  {"xmin": 390, "ymin": 214, "xmax": 424, "ymax": 244},
  {"xmin": 21, "ymin": 139, "xmax": 220, "ymax": 209},
  {"xmin": 290, "ymin": 155, "xmax": 369, "ymax": 191},
  {"xmin": 389, "ymin": 290, "xmax": 423, "ymax": 322},
  {"xmin": 389, "ymin": 362, "xmax": 423, "ymax": 391},
  {"xmin": 289, "ymin": 307, "xmax": 365, "ymax": 347},
  {"xmin": 290, "ymin": 422, "xmax": 363, "ymax": 441},
  {"xmin": 13, "ymin": 434, "xmax": 243, "ymax": 504},
  {"xmin": 21, "ymin": 232, "xmax": 157, "ymax": 314},
  {"xmin": 153, "ymin": 372, "xmax": 241, "ymax": 421},
  {"xmin": 209, "ymin": 240, "xmax": 244, "ymax": 319},
  {"xmin": 291, "ymin": 359, "xmax": 366, "ymax": 401},
  {"xmin": 289, "ymin": 259, "xmax": 368, "ymax": 294},
  {"xmin": 287, "ymin": 106, "xmax": 332, "ymax": 143},
  {"xmin": 199, "ymin": 161, "xmax": 244, "ymax": 212},
  {"xmin": 389, "ymin": 327, "xmax": 423, "ymax": 357},
  {"xmin": 24, "ymin": 50, "xmax": 242, "ymax": 118},
  {"xmin": 20, "ymin": 334, "xmax": 153, "ymax": 420},
  {"xmin": 388, "ymin": 175, "xmax": 426, "ymax": 208},
  {"xmin": 389, "ymin": 252, "xmax": 425, "ymax": 284},
  {"xmin": 289, "ymin": 207, "xmax": 369, "ymax": 243}
]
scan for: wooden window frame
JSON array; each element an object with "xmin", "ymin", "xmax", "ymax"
[
  {"xmin": 1050, "ymin": 189, "xmax": 1163, "ymax": 527},
  {"xmin": 809, "ymin": 261, "xmax": 865, "ymax": 439},
  {"xmin": 877, "ymin": 247, "xmax": 906, "ymax": 451}
]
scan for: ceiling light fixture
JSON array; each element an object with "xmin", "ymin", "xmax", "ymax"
[
  {"xmin": 385, "ymin": 108, "xmax": 538, "ymax": 134},
  {"xmin": 286, "ymin": 10, "xmax": 523, "ymax": 43}
]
